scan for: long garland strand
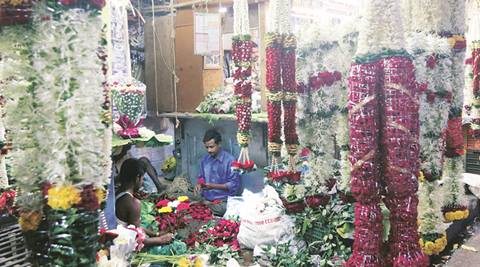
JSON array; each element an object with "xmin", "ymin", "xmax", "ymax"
[
  {"xmin": 232, "ymin": 0, "xmax": 255, "ymax": 173},
  {"xmin": 347, "ymin": 1, "xmax": 428, "ymax": 266}
]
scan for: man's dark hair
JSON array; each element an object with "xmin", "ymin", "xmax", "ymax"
[
  {"xmin": 203, "ymin": 129, "xmax": 222, "ymax": 144},
  {"xmin": 117, "ymin": 158, "xmax": 146, "ymax": 187}
]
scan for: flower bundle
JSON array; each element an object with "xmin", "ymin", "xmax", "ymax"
[
  {"xmin": 45, "ymin": 184, "xmax": 106, "ymax": 211},
  {"xmin": 111, "ymin": 80, "xmax": 146, "ymax": 138},
  {"xmin": 347, "ymin": 1, "xmax": 428, "ymax": 266},
  {"xmin": 155, "ymin": 196, "xmax": 191, "ymax": 232}
]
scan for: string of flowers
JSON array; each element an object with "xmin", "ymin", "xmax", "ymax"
[
  {"xmin": 232, "ymin": 0, "xmax": 255, "ymax": 173},
  {"xmin": 442, "ymin": 0, "xmax": 469, "ymax": 222},
  {"xmin": 405, "ymin": 30, "xmax": 452, "ymax": 256},
  {"xmin": 347, "ymin": 1, "xmax": 428, "ymax": 266}
]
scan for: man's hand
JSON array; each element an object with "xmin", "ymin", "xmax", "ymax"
[{"xmin": 194, "ymin": 183, "xmax": 204, "ymax": 195}]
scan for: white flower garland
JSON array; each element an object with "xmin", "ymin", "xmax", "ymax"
[
  {"xmin": 442, "ymin": 156, "xmax": 467, "ymax": 207},
  {"xmin": 30, "ymin": 8, "xmax": 108, "ymax": 187},
  {"xmin": 267, "ymin": 0, "xmax": 290, "ymax": 34},
  {"xmin": 356, "ymin": 0, "xmax": 405, "ymax": 56},
  {"xmin": 296, "ymin": 21, "xmax": 357, "ymax": 195},
  {"xmin": 233, "ymin": 0, "xmax": 249, "ymax": 36},
  {"xmin": 0, "ymin": 26, "xmax": 43, "ymax": 193},
  {"xmin": 2, "ymin": 5, "xmax": 110, "ymax": 197}
]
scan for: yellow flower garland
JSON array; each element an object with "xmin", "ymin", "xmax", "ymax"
[
  {"xmin": 419, "ymin": 234, "xmax": 448, "ymax": 255},
  {"xmin": 47, "ymin": 185, "xmax": 81, "ymax": 210},
  {"xmin": 444, "ymin": 209, "xmax": 469, "ymax": 222},
  {"xmin": 18, "ymin": 211, "xmax": 43, "ymax": 232}
]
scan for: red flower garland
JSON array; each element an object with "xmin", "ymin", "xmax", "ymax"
[
  {"xmin": 445, "ymin": 117, "xmax": 464, "ymax": 157},
  {"xmin": 347, "ymin": 57, "xmax": 428, "ymax": 267},
  {"xmin": 233, "ymin": 36, "xmax": 255, "ymax": 172}
]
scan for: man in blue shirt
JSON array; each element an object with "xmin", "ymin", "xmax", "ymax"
[{"xmin": 195, "ymin": 129, "xmax": 241, "ymax": 216}]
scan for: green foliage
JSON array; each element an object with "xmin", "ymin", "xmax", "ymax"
[
  {"xmin": 260, "ymin": 241, "xmax": 311, "ymax": 267},
  {"xmin": 293, "ymin": 197, "xmax": 354, "ymax": 266}
]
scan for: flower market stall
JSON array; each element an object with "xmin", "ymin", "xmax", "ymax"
[{"xmin": 0, "ymin": 0, "xmax": 479, "ymax": 266}]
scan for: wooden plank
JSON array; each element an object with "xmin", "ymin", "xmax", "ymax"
[
  {"xmin": 144, "ymin": 16, "xmax": 175, "ymax": 114},
  {"xmin": 175, "ymin": 9, "xmax": 204, "ymax": 112}
]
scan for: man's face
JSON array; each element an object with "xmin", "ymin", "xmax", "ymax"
[{"xmin": 204, "ymin": 139, "xmax": 220, "ymax": 157}]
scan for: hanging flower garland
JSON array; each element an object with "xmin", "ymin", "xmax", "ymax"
[
  {"xmin": 297, "ymin": 71, "xmax": 342, "ymax": 199},
  {"xmin": 232, "ymin": 0, "xmax": 255, "ymax": 173},
  {"xmin": 441, "ymin": 1, "xmax": 468, "ymax": 221},
  {"xmin": 347, "ymin": 1, "xmax": 428, "ymax": 266},
  {"xmin": 404, "ymin": 31, "xmax": 451, "ymax": 256},
  {"xmin": 2, "ymin": 1, "xmax": 109, "ymax": 265}
]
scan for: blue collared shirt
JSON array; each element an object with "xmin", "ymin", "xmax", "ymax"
[{"xmin": 198, "ymin": 149, "xmax": 241, "ymax": 201}]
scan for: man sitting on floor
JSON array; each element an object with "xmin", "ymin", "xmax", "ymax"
[{"xmin": 195, "ymin": 129, "xmax": 241, "ymax": 216}]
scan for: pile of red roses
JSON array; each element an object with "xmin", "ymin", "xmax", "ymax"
[{"xmin": 186, "ymin": 219, "xmax": 240, "ymax": 251}]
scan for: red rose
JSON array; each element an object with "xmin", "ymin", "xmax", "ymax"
[
  {"xmin": 426, "ymin": 91, "xmax": 435, "ymax": 103},
  {"xmin": 59, "ymin": 0, "xmax": 78, "ymax": 5},
  {"xmin": 426, "ymin": 54, "xmax": 436, "ymax": 69},
  {"xmin": 89, "ymin": 0, "xmax": 105, "ymax": 9},
  {"xmin": 198, "ymin": 178, "xmax": 206, "ymax": 185},
  {"xmin": 156, "ymin": 199, "xmax": 170, "ymax": 208},
  {"xmin": 176, "ymin": 202, "xmax": 190, "ymax": 212}
]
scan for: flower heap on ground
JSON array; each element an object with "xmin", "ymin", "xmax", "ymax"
[
  {"xmin": 1, "ymin": 1, "xmax": 109, "ymax": 265},
  {"xmin": 464, "ymin": 1, "xmax": 480, "ymax": 131},
  {"xmin": 346, "ymin": 0, "xmax": 429, "ymax": 266},
  {"xmin": 265, "ymin": 0, "xmax": 303, "ymax": 212},
  {"xmin": 232, "ymin": 0, "xmax": 255, "ymax": 173},
  {"xmin": 296, "ymin": 21, "xmax": 358, "ymax": 199}
]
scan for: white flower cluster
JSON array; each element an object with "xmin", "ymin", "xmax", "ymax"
[
  {"xmin": 356, "ymin": 0, "xmax": 405, "ymax": 56},
  {"xmin": 233, "ymin": 0, "xmax": 249, "ymax": 36},
  {"xmin": 295, "ymin": 21, "xmax": 358, "ymax": 195},
  {"xmin": 267, "ymin": 0, "xmax": 291, "ymax": 34},
  {"xmin": 442, "ymin": 156, "xmax": 467, "ymax": 207},
  {"xmin": 282, "ymin": 184, "xmax": 305, "ymax": 202},
  {"xmin": 2, "ymin": 6, "xmax": 111, "ymax": 194}
]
